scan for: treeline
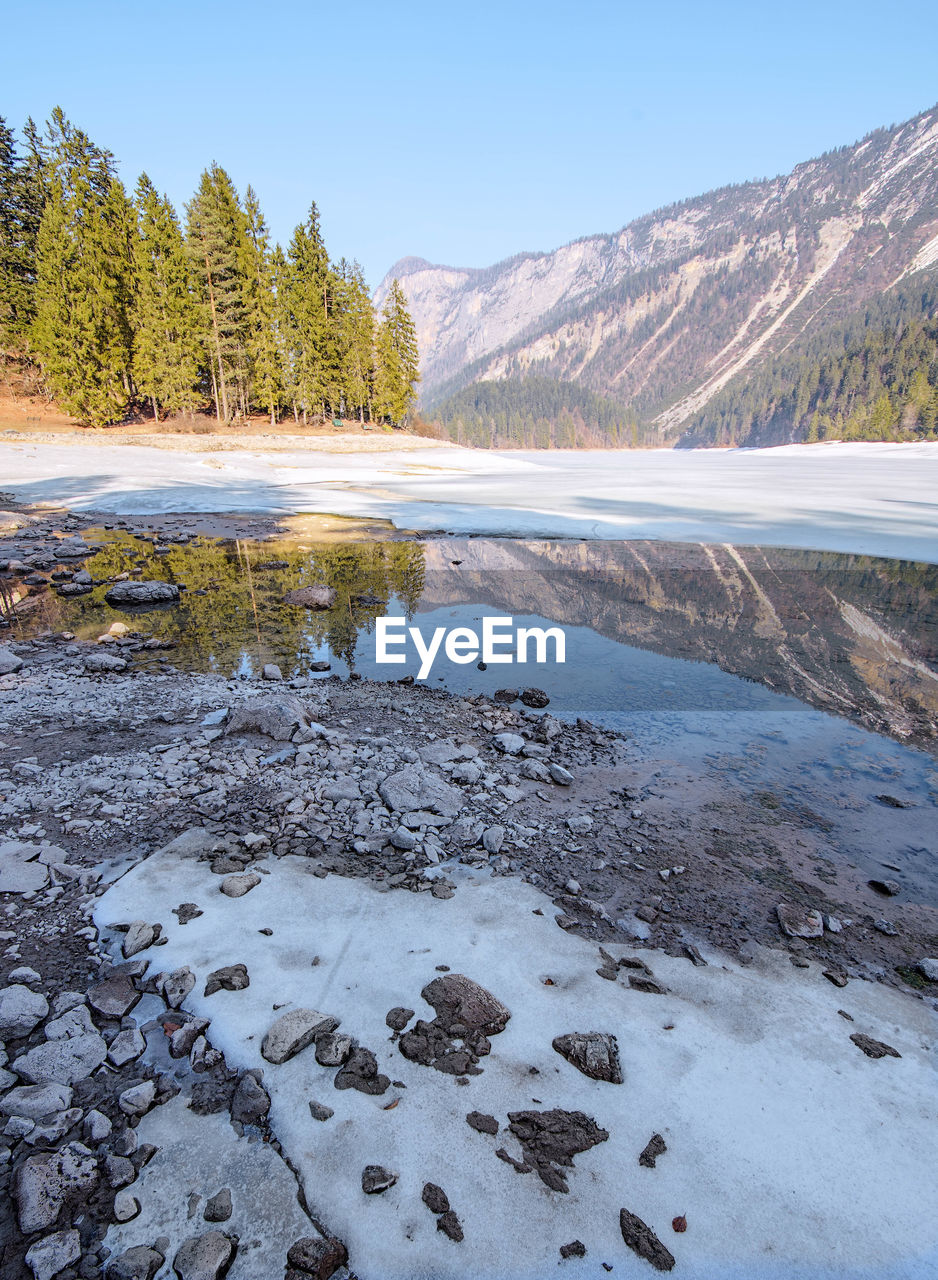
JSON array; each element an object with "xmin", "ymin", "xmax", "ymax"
[
  {"xmin": 0, "ymin": 108, "xmax": 419, "ymax": 428},
  {"xmin": 432, "ymin": 377, "xmax": 658, "ymax": 448},
  {"xmin": 680, "ymin": 279, "xmax": 938, "ymax": 447}
]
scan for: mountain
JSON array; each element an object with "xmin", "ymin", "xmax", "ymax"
[{"xmin": 375, "ymin": 106, "xmax": 938, "ymax": 447}]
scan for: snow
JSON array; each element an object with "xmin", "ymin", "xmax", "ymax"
[
  {"xmin": 4, "ymin": 439, "xmax": 938, "ymax": 561},
  {"xmin": 95, "ymin": 842, "xmax": 938, "ymax": 1280}
]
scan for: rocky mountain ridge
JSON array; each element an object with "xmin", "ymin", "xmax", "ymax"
[{"xmin": 376, "ymin": 105, "xmax": 938, "ymax": 441}]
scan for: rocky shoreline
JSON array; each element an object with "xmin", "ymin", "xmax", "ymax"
[{"xmin": 1, "ymin": 509, "xmax": 937, "ymax": 1279}]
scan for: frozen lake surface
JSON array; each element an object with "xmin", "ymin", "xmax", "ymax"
[{"xmin": 4, "ymin": 439, "xmax": 938, "ymax": 560}]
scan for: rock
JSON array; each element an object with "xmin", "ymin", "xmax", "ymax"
[
  {"xmin": 389, "ymin": 825, "xmax": 417, "ymax": 850},
  {"xmin": 15, "ymin": 1142, "xmax": 99, "ymax": 1233},
  {"xmin": 873, "ymin": 919, "xmax": 899, "ymax": 936},
  {"xmin": 552, "ymin": 1032, "xmax": 622, "ymax": 1084},
  {"xmin": 262, "ymin": 1009, "xmax": 338, "ymax": 1064},
  {"xmin": 108, "ymin": 1027, "xmax": 147, "ymax": 1067},
  {"xmin": 45, "ymin": 1004, "xmax": 97, "ymax": 1039},
  {"xmin": 0, "ymin": 841, "xmax": 50, "ymax": 893},
  {"xmin": 521, "ymin": 688, "xmax": 550, "ymax": 708},
  {"xmin": 123, "ymin": 921, "xmax": 160, "ymax": 958},
  {"xmin": 105, "ymin": 1244, "xmax": 166, "ymax": 1280},
  {"xmin": 284, "ymin": 585, "xmax": 337, "ymax": 609},
  {"xmin": 204, "ymin": 1188, "xmax": 232, "ymax": 1222},
  {"xmin": 822, "ymin": 969, "xmax": 849, "ymax": 988},
  {"xmin": 162, "ymin": 966, "xmax": 196, "ymax": 1009},
  {"xmin": 204, "ymin": 964, "xmax": 250, "ymax": 997},
  {"xmin": 549, "ymin": 764, "xmax": 574, "ymax": 785},
  {"xmin": 106, "ymin": 1154, "xmax": 136, "ymax": 1188},
  {"xmin": 504, "ymin": 1110, "xmax": 609, "ymax": 1193},
  {"xmin": 422, "ymin": 1182, "xmax": 450, "ymax": 1214},
  {"xmin": 118, "ymin": 1080, "xmax": 157, "ymax": 1116},
  {"xmin": 437, "ymin": 1210, "xmax": 464, "ymax": 1242},
  {"xmin": 850, "ymin": 1033, "xmax": 901, "ymax": 1059},
  {"xmin": 361, "ymin": 1164, "xmax": 397, "ymax": 1194},
  {"xmin": 308, "ymin": 1100, "xmax": 334, "ymax": 1122},
  {"xmin": 170, "ymin": 1017, "xmax": 211, "ymax": 1059},
  {"xmin": 25, "ymin": 1228, "xmax": 81, "ymax": 1280},
  {"xmin": 482, "ymin": 825, "xmax": 505, "ymax": 854},
  {"xmin": 379, "ymin": 765, "xmax": 465, "ymax": 817},
  {"xmin": 0, "ymin": 983, "xmax": 49, "ymax": 1038},
  {"xmin": 334, "ymin": 1046, "xmax": 390, "ymax": 1095},
  {"xmin": 868, "ymin": 878, "xmax": 901, "ymax": 896},
  {"xmin": 314, "ymin": 1032, "xmax": 354, "ymax": 1067},
  {"xmin": 113, "ymin": 1189, "xmax": 141, "ymax": 1221},
  {"xmin": 917, "ymin": 958, "xmax": 938, "ymax": 982},
  {"xmin": 8, "ymin": 965, "xmax": 41, "ymax": 984},
  {"xmin": 105, "ymin": 580, "xmax": 180, "ymax": 606},
  {"xmin": 174, "ymin": 903, "xmax": 204, "ymax": 925},
  {"xmin": 385, "ymin": 1007, "xmax": 414, "ymax": 1032},
  {"xmin": 14, "ymin": 1033, "xmax": 108, "ymax": 1085},
  {"xmin": 1, "ymin": 1082, "xmax": 73, "ymax": 1121},
  {"xmin": 560, "ymin": 1240, "xmax": 587, "ymax": 1259},
  {"xmin": 492, "ymin": 732, "xmax": 524, "ymax": 755},
  {"xmin": 466, "ymin": 1111, "xmax": 499, "ymax": 1135},
  {"xmin": 84, "ymin": 1109, "xmax": 112, "ymax": 1142},
  {"xmin": 776, "ymin": 903, "xmax": 824, "ymax": 939},
  {"xmin": 262, "ymin": 663, "xmax": 283, "ymax": 681},
  {"xmin": 219, "ymin": 873, "xmax": 261, "ymax": 898},
  {"xmin": 172, "ymin": 1231, "xmax": 235, "ymax": 1280},
  {"xmin": 87, "ymin": 974, "xmax": 141, "ymax": 1019},
  {"xmin": 619, "ymin": 1208, "xmax": 675, "ymax": 1271},
  {"xmin": 84, "ymin": 651, "xmax": 128, "ymax": 673},
  {"xmin": 0, "ymin": 646, "xmax": 24, "ymax": 674},
  {"xmin": 225, "ymin": 697, "xmax": 309, "ymax": 741},
  {"xmin": 639, "ymin": 1133, "xmax": 668, "ymax": 1168},
  {"xmin": 422, "ymin": 973, "xmax": 510, "ymax": 1034},
  {"xmin": 230, "ymin": 1073, "xmax": 270, "ymax": 1125},
  {"xmin": 285, "ymin": 1236, "xmax": 348, "ymax": 1279}
]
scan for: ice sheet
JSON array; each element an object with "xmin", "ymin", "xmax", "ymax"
[{"xmin": 95, "ymin": 844, "xmax": 938, "ymax": 1280}]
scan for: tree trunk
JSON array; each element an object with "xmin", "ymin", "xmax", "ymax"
[
  {"xmin": 204, "ymin": 256, "xmax": 229, "ymax": 421},
  {"xmin": 152, "ymin": 395, "xmax": 159, "ymax": 423}
]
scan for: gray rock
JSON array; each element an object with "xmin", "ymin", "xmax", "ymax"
[
  {"xmin": 203, "ymin": 1188, "xmax": 232, "ymax": 1222},
  {"xmin": 105, "ymin": 580, "xmax": 180, "ymax": 606},
  {"xmin": 123, "ymin": 921, "xmax": 159, "ymax": 958},
  {"xmin": 549, "ymin": 763, "xmax": 574, "ymax": 785},
  {"xmin": 83, "ymin": 1108, "xmax": 112, "ymax": 1142},
  {"xmin": 14, "ymin": 1033, "xmax": 108, "ymax": 1085},
  {"xmin": 118, "ymin": 1080, "xmax": 157, "ymax": 1117},
  {"xmin": 422, "ymin": 1182, "xmax": 450, "ymax": 1214},
  {"xmin": 917, "ymin": 957, "xmax": 938, "ymax": 982},
  {"xmin": 105, "ymin": 1244, "xmax": 165, "ymax": 1280},
  {"xmin": 0, "ymin": 646, "xmax": 24, "ymax": 675},
  {"xmin": 15, "ymin": 1142, "xmax": 98, "ymax": 1233},
  {"xmin": 314, "ymin": 1032, "xmax": 354, "ymax": 1067},
  {"xmin": 106, "ymin": 1154, "xmax": 136, "ymax": 1188},
  {"xmin": 84, "ymin": 651, "xmax": 128, "ymax": 673},
  {"xmin": 552, "ymin": 1032, "xmax": 623, "ymax": 1084},
  {"xmin": 170, "ymin": 1018, "xmax": 210, "ymax": 1059},
  {"xmin": 225, "ymin": 697, "xmax": 309, "ymax": 741},
  {"xmin": 219, "ymin": 873, "xmax": 260, "ymax": 898},
  {"xmin": 230, "ymin": 1073, "xmax": 270, "ymax": 1125},
  {"xmin": 482, "ymin": 825, "xmax": 505, "ymax": 854},
  {"xmin": 492, "ymin": 732, "xmax": 525, "ymax": 755},
  {"xmin": 8, "ymin": 965, "xmax": 41, "ymax": 984},
  {"xmin": 162, "ymin": 966, "xmax": 196, "ymax": 1009},
  {"xmin": 1, "ymin": 1083, "xmax": 73, "ymax": 1121},
  {"xmin": 776, "ymin": 903, "xmax": 824, "ymax": 939},
  {"xmin": 87, "ymin": 974, "xmax": 141, "ymax": 1019},
  {"xmin": 362, "ymin": 1164, "xmax": 398, "ymax": 1194},
  {"xmin": 379, "ymin": 765, "xmax": 465, "ymax": 817},
  {"xmin": 385, "ymin": 1007, "xmax": 414, "ymax": 1032},
  {"xmin": 113, "ymin": 1189, "xmax": 141, "ymax": 1222},
  {"xmin": 390, "ymin": 825, "xmax": 417, "ymax": 851},
  {"xmin": 874, "ymin": 918, "xmax": 899, "ymax": 936},
  {"xmin": 308, "ymin": 1100, "xmax": 335, "ymax": 1122},
  {"xmin": 639, "ymin": 1133, "xmax": 668, "ymax": 1168},
  {"xmin": 45, "ymin": 1004, "xmax": 96, "ymax": 1039},
  {"xmin": 204, "ymin": 964, "xmax": 250, "ymax": 997},
  {"xmin": 0, "ymin": 983, "xmax": 49, "ymax": 1038},
  {"xmin": 0, "ymin": 841, "xmax": 50, "ymax": 893},
  {"xmin": 261, "ymin": 1009, "xmax": 339, "ymax": 1064},
  {"xmin": 261, "ymin": 663, "xmax": 283, "ymax": 681},
  {"xmin": 286, "ymin": 1236, "xmax": 348, "ymax": 1279},
  {"xmin": 521, "ymin": 688, "xmax": 550, "ymax": 708},
  {"xmin": 24, "ymin": 1228, "xmax": 81, "ymax": 1280},
  {"xmin": 108, "ymin": 1026, "xmax": 147, "ymax": 1067},
  {"xmin": 619, "ymin": 1208, "xmax": 675, "ymax": 1272},
  {"xmin": 172, "ymin": 1230, "xmax": 235, "ymax": 1280},
  {"xmin": 284, "ymin": 585, "xmax": 337, "ymax": 609}
]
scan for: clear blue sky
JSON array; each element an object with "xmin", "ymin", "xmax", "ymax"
[{"xmin": 4, "ymin": 0, "xmax": 937, "ymax": 289}]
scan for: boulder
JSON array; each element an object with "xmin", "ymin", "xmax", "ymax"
[
  {"xmin": 0, "ymin": 646, "xmax": 23, "ymax": 674},
  {"xmin": 421, "ymin": 973, "xmax": 511, "ymax": 1035},
  {"xmin": 917, "ymin": 958, "xmax": 938, "ymax": 982},
  {"xmin": 284, "ymin": 585, "xmax": 337, "ymax": 609},
  {"xmin": 83, "ymin": 651, "xmax": 128, "ymax": 673},
  {"xmin": 362, "ymin": 1164, "xmax": 398, "ymax": 1194},
  {"xmin": 379, "ymin": 765, "xmax": 465, "ymax": 817},
  {"xmin": 123, "ymin": 921, "xmax": 160, "ymax": 957},
  {"xmin": 262, "ymin": 1009, "xmax": 339, "ymax": 1064},
  {"xmin": 204, "ymin": 964, "xmax": 250, "ymax": 996},
  {"xmin": 105, "ymin": 1245, "xmax": 165, "ymax": 1280},
  {"xmin": 776, "ymin": 903, "xmax": 824, "ymax": 939},
  {"xmin": 0, "ymin": 841, "xmax": 51, "ymax": 893},
  {"xmin": 286, "ymin": 1236, "xmax": 348, "ymax": 1279},
  {"xmin": 230, "ymin": 1072, "xmax": 270, "ymax": 1126},
  {"xmin": 118, "ymin": 1080, "xmax": 157, "ymax": 1116},
  {"xmin": 203, "ymin": 1188, "xmax": 232, "ymax": 1222},
  {"xmin": 0, "ymin": 983, "xmax": 49, "ymax": 1038},
  {"xmin": 24, "ymin": 1228, "xmax": 81, "ymax": 1280},
  {"xmin": 87, "ymin": 974, "xmax": 140, "ymax": 1019},
  {"xmin": 15, "ymin": 1143, "xmax": 98, "ymax": 1233},
  {"xmin": 105, "ymin": 580, "xmax": 180, "ymax": 606},
  {"xmin": 219, "ymin": 873, "xmax": 260, "ymax": 898},
  {"xmin": 619, "ymin": 1208, "xmax": 675, "ymax": 1271},
  {"xmin": 1, "ymin": 1082, "xmax": 72, "ymax": 1121},
  {"xmin": 552, "ymin": 1032, "xmax": 623, "ymax": 1084},
  {"xmin": 172, "ymin": 1232, "xmax": 236, "ymax": 1280},
  {"xmin": 225, "ymin": 697, "xmax": 309, "ymax": 741},
  {"xmin": 162, "ymin": 966, "xmax": 196, "ymax": 1009},
  {"xmin": 14, "ymin": 1033, "xmax": 108, "ymax": 1085},
  {"xmin": 492, "ymin": 732, "xmax": 525, "ymax": 755}
]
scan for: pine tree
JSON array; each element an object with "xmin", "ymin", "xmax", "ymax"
[
  {"xmin": 31, "ymin": 109, "xmax": 134, "ymax": 426},
  {"xmin": 335, "ymin": 259, "xmax": 375, "ymax": 422},
  {"xmin": 186, "ymin": 164, "xmax": 249, "ymax": 422},
  {"xmin": 132, "ymin": 174, "xmax": 200, "ymax": 419},
  {"xmin": 374, "ymin": 278, "xmax": 419, "ymax": 424},
  {"xmin": 284, "ymin": 202, "xmax": 331, "ymax": 422},
  {"xmin": 0, "ymin": 116, "xmax": 47, "ymax": 351},
  {"xmin": 240, "ymin": 186, "xmax": 281, "ymax": 423}
]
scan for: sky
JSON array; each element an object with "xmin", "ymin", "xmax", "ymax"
[{"xmin": 4, "ymin": 0, "xmax": 938, "ymax": 290}]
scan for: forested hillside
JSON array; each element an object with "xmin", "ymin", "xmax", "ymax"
[{"xmin": 0, "ymin": 109, "xmax": 419, "ymax": 428}]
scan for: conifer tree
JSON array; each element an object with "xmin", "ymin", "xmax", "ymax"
[
  {"xmin": 335, "ymin": 259, "xmax": 375, "ymax": 422},
  {"xmin": 0, "ymin": 116, "xmax": 46, "ymax": 351},
  {"xmin": 186, "ymin": 164, "xmax": 248, "ymax": 422},
  {"xmin": 240, "ymin": 185, "xmax": 281, "ymax": 423},
  {"xmin": 31, "ymin": 109, "xmax": 134, "ymax": 426},
  {"xmin": 374, "ymin": 278, "xmax": 419, "ymax": 424},
  {"xmin": 284, "ymin": 202, "xmax": 331, "ymax": 421},
  {"xmin": 132, "ymin": 174, "xmax": 200, "ymax": 419}
]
